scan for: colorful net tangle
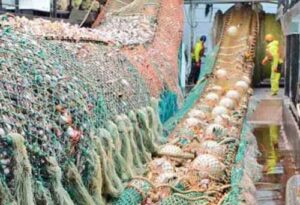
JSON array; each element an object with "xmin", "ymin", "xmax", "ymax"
[
  {"xmin": 97, "ymin": 0, "xmax": 184, "ymax": 102},
  {"xmin": 113, "ymin": 5, "xmax": 262, "ymax": 205},
  {"xmin": 0, "ymin": 15, "xmax": 164, "ymax": 205}
]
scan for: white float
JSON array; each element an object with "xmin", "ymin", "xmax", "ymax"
[
  {"xmin": 212, "ymin": 106, "xmax": 228, "ymax": 117},
  {"xmin": 227, "ymin": 26, "xmax": 238, "ymax": 37}
]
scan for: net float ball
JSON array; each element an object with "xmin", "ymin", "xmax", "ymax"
[
  {"xmin": 192, "ymin": 154, "xmax": 225, "ymax": 179},
  {"xmin": 214, "ymin": 114, "xmax": 230, "ymax": 126},
  {"xmin": 210, "ymin": 85, "xmax": 224, "ymax": 95},
  {"xmin": 235, "ymin": 80, "xmax": 249, "ymax": 93},
  {"xmin": 226, "ymin": 90, "xmax": 240, "ymax": 101},
  {"xmin": 205, "ymin": 92, "xmax": 219, "ymax": 106},
  {"xmin": 212, "ymin": 106, "xmax": 228, "ymax": 117},
  {"xmin": 227, "ymin": 26, "xmax": 238, "ymax": 37},
  {"xmin": 242, "ymin": 75, "xmax": 251, "ymax": 84},
  {"xmin": 215, "ymin": 69, "xmax": 227, "ymax": 80},
  {"xmin": 219, "ymin": 97, "xmax": 235, "ymax": 110},
  {"xmin": 185, "ymin": 117, "xmax": 201, "ymax": 128},
  {"xmin": 188, "ymin": 109, "xmax": 206, "ymax": 120}
]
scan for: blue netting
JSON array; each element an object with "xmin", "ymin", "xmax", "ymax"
[{"xmin": 159, "ymin": 90, "xmax": 178, "ymax": 124}]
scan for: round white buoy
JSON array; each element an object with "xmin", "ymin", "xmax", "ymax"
[
  {"xmin": 235, "ymin": 80, "xmax": 249, "ymax": 92},
  {"xmin": 185, "ymin": 117, "xmax": 201, "ymax": 127},
  {"xmin": 200, "ymin": 140, "xmax": 226, "ymax": 157},
  {"xmin": 188, "ymin": 109, "xmax": 206, "ymax": 119},
  {"xmin": 242, "ymin": 76, "xmax": 251, "ymax": 84},
  {"xmin": 219, "ymin": 97, "xmax": 235, "ymax": 109},
  {"xmin": 209, "ymin": 85, "xmax": 224, "ymax": 95},
  {"xmin": 192, "ymin": 154, "xmax": 225, "ymax": 178},
  {"xmin": 227, "ymin": 26, "xmax": 238, "ymax": 37},
  {"xmin": 205, "ymin": 92, "xmax": 219, "ymax": 106},
  {"xmin": 215, "ymin": 69, "xmax": 227, "ymax": 80},
  {"xmin": 226, "ymin": 90, "xmax": 240, "ymax": 101},
  {"xmin": 214, "ymin": 114, "xmax": 230, "ymax": 126},
  {"xmin": 212, "ymin": 106, "xmax": 228, "ymax": 117}
]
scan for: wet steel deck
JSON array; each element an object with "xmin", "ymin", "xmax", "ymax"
[{"xmin": 249, "ymin": 88, "xmax": 299, "ymax": 205}]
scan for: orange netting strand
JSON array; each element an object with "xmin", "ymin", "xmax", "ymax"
[{"xmin": 123, "ymin": 0, "xmax": 184, "ymax": 98}]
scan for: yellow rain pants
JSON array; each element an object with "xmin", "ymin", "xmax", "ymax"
[
  {"xmin": 266, "ymin": 40, "xmax": 282, "ymax": 95},
  {"xmin": 266, "ymin": 125, "xmax": 279, "ymax": 173},
  {"xmin": 256, "ymin": 125, "xmax": 279, "ymax": 174},
  {"xmin": 270, "ymin": 71, "xmax": 281, "ymax": 95}
]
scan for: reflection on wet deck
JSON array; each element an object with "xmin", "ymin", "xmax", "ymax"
[{"xmin": 254, "ymin": 125, "xmax": 297, "ymax": 205}]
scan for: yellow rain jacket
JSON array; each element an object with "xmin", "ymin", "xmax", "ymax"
[
  {"xmin": 266, "ymin": 40, "xmax": 282, "ymax": 95},
  {"xmin": 194, "ymin": 41, "xmax": 204, "ymax": 63},
  {"xmin": 191, "ymin": 52, "xmax": 195, "ymax": 61}
]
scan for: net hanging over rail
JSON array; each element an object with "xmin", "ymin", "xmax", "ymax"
[{"xmin": 0, "ymin": 14, "xmax": 165, "ymax": 205}]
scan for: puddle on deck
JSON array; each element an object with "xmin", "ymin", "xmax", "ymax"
[{"xmin": 254, "ymin": 125, "xmax": 298, "ymax": 205}]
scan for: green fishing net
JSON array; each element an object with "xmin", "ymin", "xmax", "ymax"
[
  {"xmin": 163, "ymin": 45, "xmax": 220, "ymax": 136},
  {"xmin": 160, "ymin": 192, "xmax": 209, "ymax": 205},
  {"xmin": 222, "ymin": 100, "xmax": 258, "ymax": 205},
  {"xmin": 0, "ymin": 17, "xmax": 162, "ymax": 205}
]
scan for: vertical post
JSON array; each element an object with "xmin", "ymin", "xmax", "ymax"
[
  {"xmin": 286, "ymin": 35, "xmax": 291, "ymax": 97},
  {"xmin": 69, "ymin": 0, "xmax": 71, "ymax": 11},
  {"xmin": 15, "ymin": 0, "xmax": 19, "ymax": 13},
  {"xmin": 0, "ymin": 0, "xmax": 3, "ymax": 11},
  {"xmin": 52, "ymin": 0, "xmax": 57, "ymax": 18}
]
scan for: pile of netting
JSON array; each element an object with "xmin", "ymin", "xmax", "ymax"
[
  {"xmin": 223, "ymin": 102, "xmax": 263, "ymax": 205},
  {"xmin": 4, "ymin": 14, "xmax": 156, "ymax": 45},
  {"xmin": 0, "ymin": 15, "xmax": 166, "ymax": 205},
  {"xmin": 95, "ymin": 0, "xmax": 184, "ymax": 117},
  {"xmin": 96, "ymin": 15, "xmax": 157, "ymax": 46},
  {"xmin": 7, "ymin": 0, "xmax": 182, "ymax": 121},
  {"xmin": 112, "ymin": 5, "xmax": 262, "ymax": 205}
]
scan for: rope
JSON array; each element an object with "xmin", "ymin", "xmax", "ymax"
[
  {"xmin": 80, "ymin": 0, "xmax": 97, "ymax": 27},
  {"xmin": 172, "ymin": 193, "xmax": 214, "ymax": 202}
]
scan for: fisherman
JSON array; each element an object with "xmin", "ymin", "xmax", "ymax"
[
  {"xmin": 262, "ymin": 34, "xmax": 283, "ymax": 96},
  {"xmin": 188, "ymin": 35, "xmax": 207, "ymax": 85}
]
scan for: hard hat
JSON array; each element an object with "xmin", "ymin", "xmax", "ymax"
[
  {"xmin": 265, "ymin": 34, "xmax": 274, "ymax": 42},
  {"xmin": 200, "ymin": 35, "xmax": 207, "ymax": 42}
]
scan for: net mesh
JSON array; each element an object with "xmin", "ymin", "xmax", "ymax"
[
  {"xmin": 223, "ymin": 100, "xmax": 260, "ymax": 205},
  {"xmin": 0, "ymin": 16, "xmax": 164, "ymax": 204},
  {"xmin": 163, "ymin": 45, "xmax": 219, "ymax": 136},
  {"xmin": 113, "ymin": 5, "xmax": 261, "ymax": 205}
]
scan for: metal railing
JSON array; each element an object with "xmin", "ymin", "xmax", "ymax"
[
  {"xmin": 285, "ymin": 34, "xmax": 300, "ymax": 106},
  {"xmin": 279, "ymin": 0, "xmax": 300, "ymax": 13},
  {"xmin": 0, "ymin": 0, "xmax": 64, "ymax": 18}
]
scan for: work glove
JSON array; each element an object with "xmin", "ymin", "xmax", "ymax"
[
  {"xmin": 273, "ymin": 67, "xmax": 279, "ymax": 73},
  {"xmin": 261, "ymin": 57, "xmax": 269, "ymax": 65}
]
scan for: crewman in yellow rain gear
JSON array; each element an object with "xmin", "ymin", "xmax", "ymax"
[
  {"xmin": 262, "ymin": 34, "xmax": 283, "ymax": 96},
  {"xmin": 188, "ymin": 35, "xmax": 206, "ymax": 85}
]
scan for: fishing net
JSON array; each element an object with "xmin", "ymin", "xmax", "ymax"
[
  {"xmin": 223, "ymin": 101, "xmax": 261, "ymax": 205},
  {"xmin": 96, "ymin": 0, "xmax": 184, "ymax": 104},
  {"xmin": 163, "ymin": 45, "xmax": 219, "ymax": 136},
  {"xmin": 113, "ymin": 5, "xmax": 261, "ymax": 205},
  {"xmin": 0, "ymin": 15, "xmax": 164, "ymax": 204},
  {"xmin": 160, "ymin": 192, "xmax": 209, "ymax": 205}
]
